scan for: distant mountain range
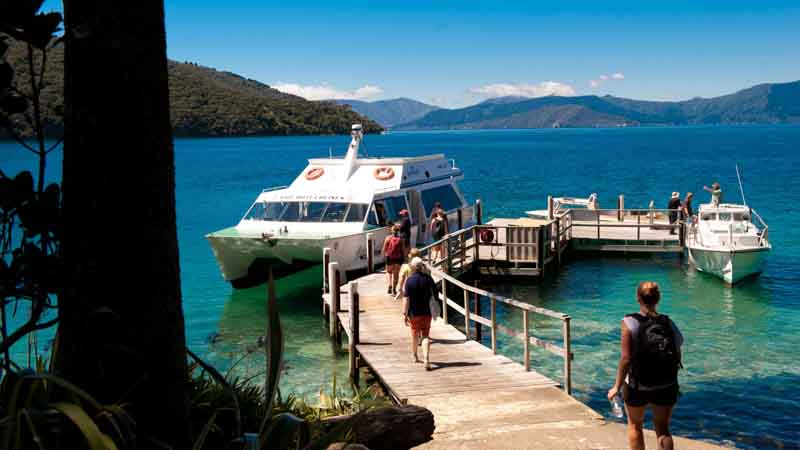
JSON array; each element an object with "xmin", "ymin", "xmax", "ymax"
[
  {"xmin": 335, "ymin": 98, "xmax": 439, "ymax": 128},
  {"xmin": 382, "ymin": 81, "xmax": 800, "ymax": 130},
  {"xmin": 1, "ymin": 43, "xmax": 382, "ymax": 138}
]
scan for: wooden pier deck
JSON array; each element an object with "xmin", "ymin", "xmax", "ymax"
[{"xmin": 324, "ymin": 272, "xmax": 728, "ymax": 450}]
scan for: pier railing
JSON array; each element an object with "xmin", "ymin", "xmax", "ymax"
[{"xmin": 425, "ymin": 262, "xmax": 574, "ymax": 394}]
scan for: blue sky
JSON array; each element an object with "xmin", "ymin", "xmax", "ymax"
[{"xmin": 49, "ymin": 1, "xmax": 800, "ymax": 107}]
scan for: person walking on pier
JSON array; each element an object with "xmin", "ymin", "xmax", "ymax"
[
  {"xmin": 667, "ymin": 192, "xmax": 682, "ymax": 234},
  {"xmin": 383, "ymin": 225, "xmax": 406, "ymax": 295},
  {"xmin": 430, "ymin": 209, "xmax": 449, "ymax": 261},
  {"xmin": 396, "ymin": 248, "xmax": 421, "ymax": 300},
  {"xmin": 703, "ymin": 182, "xmax": 723, "ymax": 206},
  {"xmin": 403, "ymin": 257, "xmax": 436, "ymax": 370},
  {"xmin": 608, "ymin": 281, "xmax": 683, "ymax": 450}
]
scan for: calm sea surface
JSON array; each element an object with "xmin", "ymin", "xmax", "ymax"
[{"xmin": 3, "ymin": 126, "xmax": 799, "ymax": 449}]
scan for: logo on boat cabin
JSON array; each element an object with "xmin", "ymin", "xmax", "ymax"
[
  {"xmin": 305, "ymin": 167, "xmax": 324, "ymax": 180},
  {"xmin": 374, "ymin": 167, "xmax": 395, "ymax": 181},
  {"xmin": 277, "ymin": 193, "xmax": 346, "ymax": 202}
]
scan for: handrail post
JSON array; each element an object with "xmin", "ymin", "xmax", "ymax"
[
  {"xmin": 463, "ymin": 288, "xmax": 470, "ymax": 340},
  {"xmin": 547, "ymin": 195, "xmax": 554, "ymax": 220},
  {"xmin": 679, "ymin": 221, "xmax": 686, "ymax": 248},
  {"xmin": 474, "ymin": 281, "xmax": 482, "ymax": 342},
  {"xmin": 523, "ymin": 310, "xmax": 530, "ymax": 371},
  {"xmin": 555, "ymin": 217, "xmax": 562, "ymax": 266},
  {"xmin": 323, "ymin": 248, "xmax": 331, "ymax": 318},
  {"xmin": 366, "ymin": 233, "xmax": 374, "ymax": 274},
  {"xmin": 457, "ymin": 208, "xmax": 463, "ymax": 231},
  {"xmin": 537, "ymin": 226, "xmax": 546, "ymax": 278},
  {"xmin": 475, "ymin": 199, "xmax": 482, "ymax": 225},
  {"xmin": 490, "ymin": 298, "xmax": 497, "ymax": 354},
  {"xmin": 349, "ymin": 282, "xmax": 360, "ymax": 386},
  {"xmin": 441, "ymin": 279, "xmax": 448, "ymax": 323},
  {"xmin": 618, "ymin": 194, "xmax": 624, "ymax": 221},
  {"xmin": 563, "ymin": 316, "xmax": 572, "ymax": 395},
  {"xmin": 596, "ymin": 211, "xmax": 601, "ymax": 239},
  {"xmin": 637, "ymin": 214, "xmax": 641, "ymax": 240},
  {"xmin": 329, "ymin": 262, "xmax": 340, "ymax": 341}
]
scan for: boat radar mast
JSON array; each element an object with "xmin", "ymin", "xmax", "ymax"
[{"xmin": 342, "ymin": 124, "xmax": 363, "ymax": 180}]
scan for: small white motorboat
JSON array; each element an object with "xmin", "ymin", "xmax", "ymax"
[
  {"xmin": 686, "ymin": 203, "xmax": 770, "ymax": 284},
  {"xmin": 206, "ymin": 124, "xmax": 474, "ymax": 288}
]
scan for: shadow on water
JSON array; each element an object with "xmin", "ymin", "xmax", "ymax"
[{"xmin": 207, "ymin": 265, "xmax": 352, "ymax": 397}]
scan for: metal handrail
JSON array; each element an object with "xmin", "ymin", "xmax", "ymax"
[{"xmin": 260, "ymin": 185, "xmax": 289, "ymax": 193}]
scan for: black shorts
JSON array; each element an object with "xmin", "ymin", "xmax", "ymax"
[
  {"xmin": 623, "ymin": 383, "xmax": 679, "ymax": 407},
  {"xmin": 386, "ymin": 257, "xmax": 403, "ymax": 265}
]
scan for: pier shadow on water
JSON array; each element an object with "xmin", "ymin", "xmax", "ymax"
[{"xmin": 203, "ymin": 266, "xmax": 351, "ymax": 399}]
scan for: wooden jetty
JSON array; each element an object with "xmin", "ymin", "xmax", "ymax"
[
  {"xmin": 321, "ymin": 267, "xmax": 726, "ymax": 449},
  {"xmin": 317, "ymin": 197, "xmax": 728, "ymax": 449}
]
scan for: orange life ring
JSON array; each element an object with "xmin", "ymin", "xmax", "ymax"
[
  {"xmin": 305, "ymin": 167, "xmax": 324, "ymax": 180},
  {"xmin": 374, "ymin": 167, "xmax": 395, "ymax": 180},
  {"xmin": 479, "ymin": 229, "xmax": 495, "ymax": 243}
]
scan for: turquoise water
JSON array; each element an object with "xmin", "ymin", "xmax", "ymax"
[{"xmin": 3, "ymin": 126, "xmax": 799, "ymax": 449}]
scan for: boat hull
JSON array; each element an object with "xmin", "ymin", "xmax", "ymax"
[
  {"xmin": 687, "ymin": 246, "xmax": 769, "ymax": 284},
  {"xmin": 206, "ymin": 227, "xmax": 389, "ymax": 288}
]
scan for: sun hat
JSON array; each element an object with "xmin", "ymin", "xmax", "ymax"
[
  {"xmin": 410, "ymin": 257, "xmax": 424, "ymax": 270},
  {"xmin": 671, "ymin": 192, "xmax": 680, "ymax": 199}
]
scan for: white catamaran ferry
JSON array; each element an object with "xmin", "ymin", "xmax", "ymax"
[
  {"xmin": 686, "ymin": 203, "xmax": 770, "ymax": 284},
  {"xmin": 207, "ymin": 125, "xmax": 475, "ymax": 288}
]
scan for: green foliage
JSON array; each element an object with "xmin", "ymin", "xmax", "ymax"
[{"xmin": 0, "ymin": 42, "xmax": 383, "ymax": 139}]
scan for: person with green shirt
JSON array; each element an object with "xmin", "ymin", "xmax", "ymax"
[{"xmin": 703, "ymin": 182, "xmax": 723, "ymax": 206}]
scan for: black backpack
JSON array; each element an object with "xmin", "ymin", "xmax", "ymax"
[{"xmin": 627, "ymin": 313, "xmax": 682, "ymax": 388}]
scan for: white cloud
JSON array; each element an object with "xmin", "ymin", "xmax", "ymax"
[
  {"xmin": 590, "ymin": 72, "xmax": 625, "ymax": 88},
  {"xmin": 468, "ymin": 81, "xmax": 576, "ymax": 98},
  {"xmin": 273, "ymin": 82, "xmax": 383, "ymax": 100}
]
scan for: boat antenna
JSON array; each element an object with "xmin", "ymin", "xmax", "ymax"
[
  {"xmin": 736, "ymin": 163, "xmax": 747, "ymax": 206},
  {"xmin": 328, "ymin": 146, "xmax": 333, "ymax": 158}
]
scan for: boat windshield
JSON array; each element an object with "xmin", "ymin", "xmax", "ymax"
[{"xmin": 244, "ymin": 201, "xmax": 369, "ymax": 223}]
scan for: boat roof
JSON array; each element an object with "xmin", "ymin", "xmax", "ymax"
[{"xmin": 698, "ymin": 203, "xmax": 750, "ymax": 213}]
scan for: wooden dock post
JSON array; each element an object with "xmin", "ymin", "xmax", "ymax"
[
  {"xmin": 537, "ymin": 226, "xmax": 546, "ymax": 279},
  {"xmin": 473, "ymin": 281, "xmax": 482, "ymax": 342},
  {"xmin": 366, "ymin": 233, "xmax": 374, "ymax": 274},
  {"xmin": 457, "ymin": 207, "xmax": 463, "ymax": 231},
  {"xmin": 523, "ymin": 310, "xmax": 530, "ymax": 371},
  {"xmin": 555, "ymin": 217, "xmax": 562, "ymax": 266},
  {"xmin": 618, "ymin": 194, "xmax": 625, "ymax": 221},
  {"xmin": 547, "ymin": 195, "xmax": 554, "ymax": 220},
  {"xmin": 637, "ymin": 214, "xmax": 642, "ymax": 240},
  {"xmin": 679, "ymin": 221, "xmax": 687, "ymax": 249},
  {"xmin": 563, "ymin": 316, "xmax": 572, "ymax": 395},
  {"xmin": 596, "ymin": 212, "xmax": 601, "ymax": 239},
  {"xmin": 475, "ymin": 199, "xmax": 482, "ymax": 225},
  {"xmin": 349, "ymin": 281, "xmax": 360, "ymax": 386},
  {"xmin": 323, "ymin": 248, "xmax": 331, "ymax": 318},
  {"xmin": 329, "ymin": 262, "xmax": 340, "ymax": 341},
  {"xmin": 441, "ymin": 279, "xmax": 448, "ymax": 323},
  {"xmin": 463, "ymin": 288, "xmax": 470, "ymax": 340},
  {"xmin": 490, "ymin": 298, "xmax": 497, "ymax": 354}
]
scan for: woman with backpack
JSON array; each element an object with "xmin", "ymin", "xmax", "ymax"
[
  {"xmin": 608, "ymin": 281, "xmax": 683, "ymax": 450},
  {"xmin": 382, "ymin": 224, "xmax": 407, "ymax": 295}
]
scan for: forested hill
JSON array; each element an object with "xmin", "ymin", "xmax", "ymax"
[
  {"xmin": 396, "ymin": 81, "xmax": 800, "ymax": 130},
  {"xmin": 1, "ymin": 43, "xmax": 382, "ymax": 138}
]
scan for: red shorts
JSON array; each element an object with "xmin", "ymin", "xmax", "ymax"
[{"xmin": 409, "ymin": 315, "xmax": 432, "ymax": 336}]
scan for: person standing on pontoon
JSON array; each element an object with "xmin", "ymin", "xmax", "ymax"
[
  {"xmin": 703, "ymin": 182, "xmax": 723, "ymax": 206},
  {"xmin": 682, "ymin": 193, "xmax": 695, "ymax": 224},
  {"xmin": 667, "ymin": 192, "xmax": 681, "ymax": 235}
]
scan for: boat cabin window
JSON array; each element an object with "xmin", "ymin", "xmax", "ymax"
[
  {"xmin": 701, "ymin": 213, "xmax": 716, "ymax": 221},
  {"xmin": 421, "ymin": 184, "xmax": 462, "ymax": 216},
  {"xmin": 718, "ymin": 212, "xmax": 732, "ymax": 221},
  {"xmin": 367, "ymin": 196, "xmax": 407, "ymax": 229},
  {"xmin": 244, "ymin": 201, "xmax": 369, "ymax": 222},
  {"xmin": 733, "ymin": 212, "xmax": 750, "ymax": 222}
]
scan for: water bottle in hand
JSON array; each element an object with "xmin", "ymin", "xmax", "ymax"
[{"xmin": 611, "ymin": 395, "xmax": 624, "ymax": 418}]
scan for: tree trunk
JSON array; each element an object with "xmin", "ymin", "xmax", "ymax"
[{"xmin": 57, "ymin": 1, "xmax": 189, "ymax": 449}]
